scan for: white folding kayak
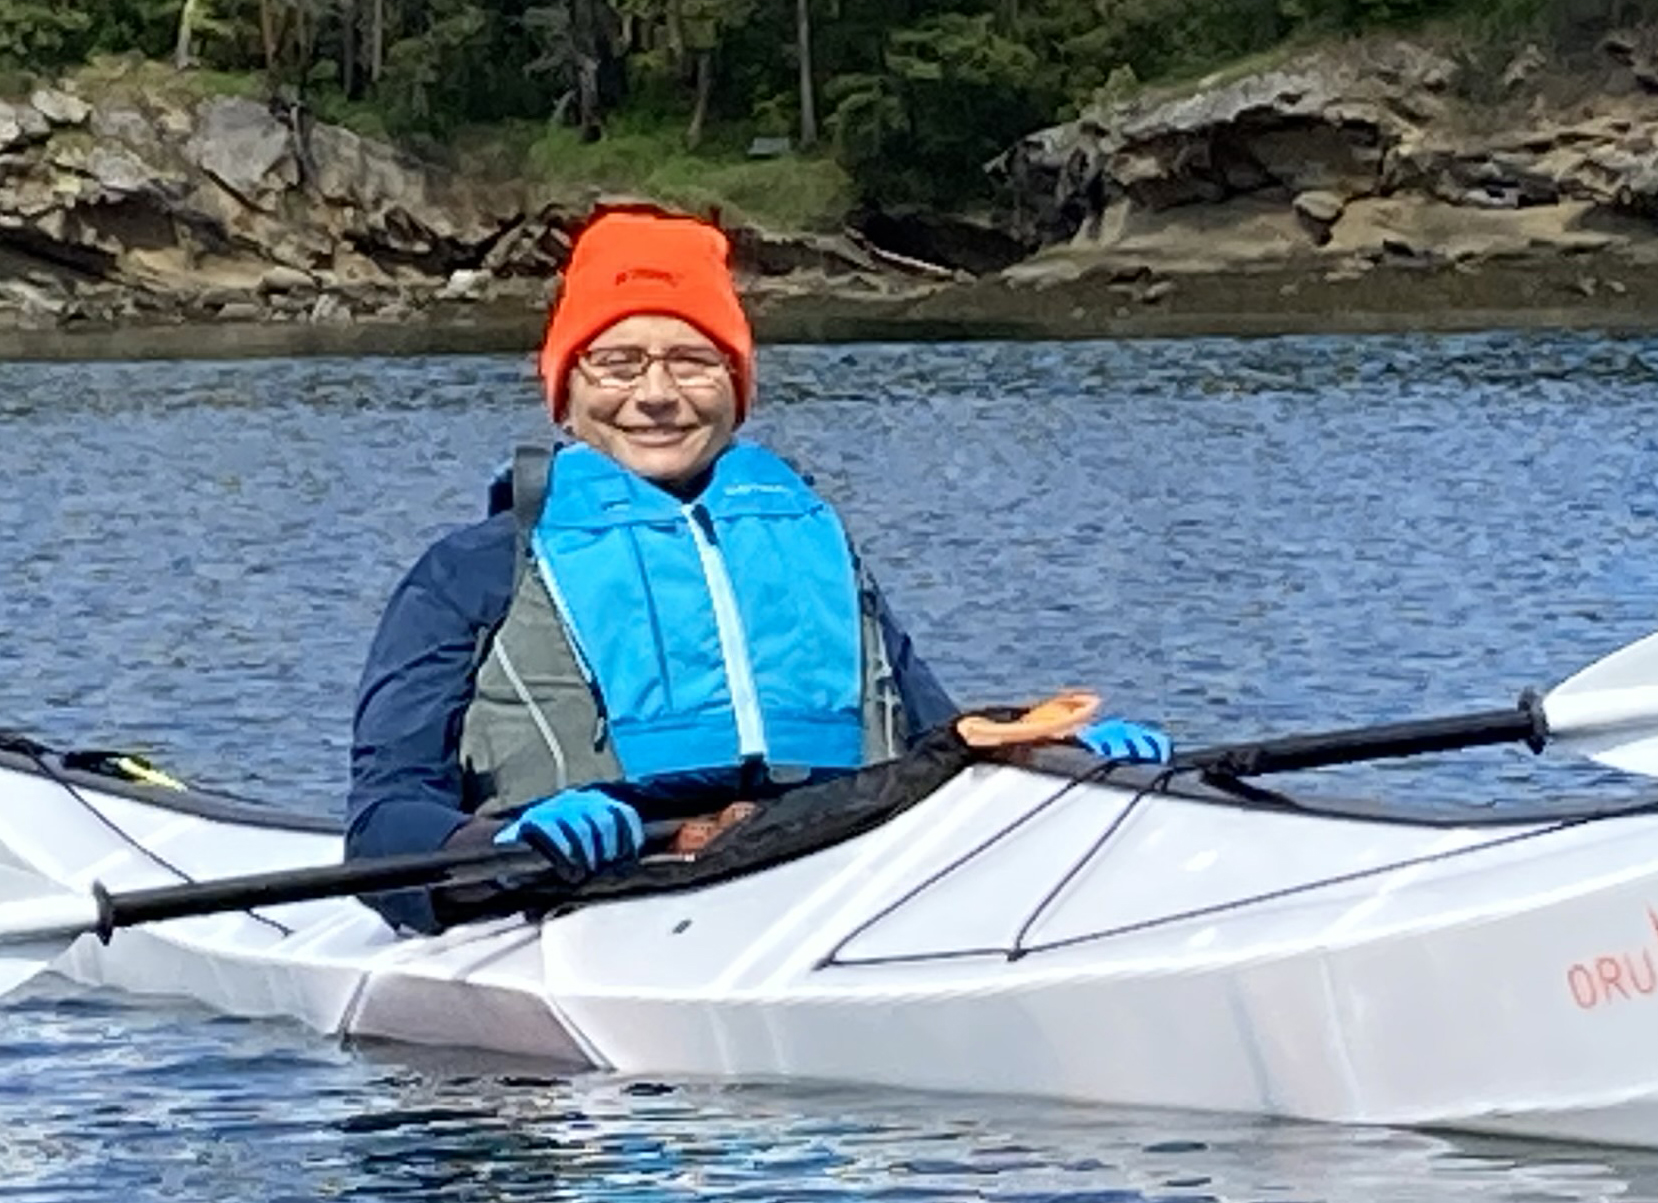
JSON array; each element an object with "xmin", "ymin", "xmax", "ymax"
[{"xmin": 4, "ymin": 729, "xmax": 1658, "ymax": 1152}]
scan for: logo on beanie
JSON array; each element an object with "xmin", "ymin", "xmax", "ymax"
[{"xmin": 615, "ymin": 267, "xmax": 680, "ymax": 288}]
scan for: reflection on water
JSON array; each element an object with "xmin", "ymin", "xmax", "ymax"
[
  {"xmin": 2, "ymin": 329, "xmax": 1658, "ymax": 1199},
  {"xmin": 4, "ymin": 982, "xmax": 1658, "ymax": 1203}
]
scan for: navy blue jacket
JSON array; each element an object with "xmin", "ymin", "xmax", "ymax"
[{"xmin": 345, "ymin": 505, "xmax": 955, "ymax": 932}]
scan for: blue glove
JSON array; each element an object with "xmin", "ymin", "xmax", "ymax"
[
  {"xmin": 494, "ymin": 787, "xmax": 645, "ymax": 873},
  {"xmin": 1077, "ymin": 718, "xmax": 1172, "ymax": 765}
]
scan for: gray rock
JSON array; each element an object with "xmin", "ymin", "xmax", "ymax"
[
  {"xmin": 259, "ymin": 265, "xmax": 315, "ymax": 294},
  {"xmin": 438, "ymin": 268, "xmax": 492, "ymax": 299},
  {"xmin": 1501, "ymin": 44, "xmax": 1547, "ymax": 93},
  {"xmin": 307, "ymin": 122, "xmax": 506, "ymax": 254},
  {"xmin": 3, "ymin": 76, "xmax": 540, "ymax": 330},
  {"xmin": 0, "ymin": 278, "xmax": 68, "ymax": 318},
  {"xmin": 195, "ymin": 287, "xmax": 253, "ymax": 310},
  {"xmin": 89, "ymin": 105, "xmax": 165, "ymax": 156},
  {"xmin": 185, "ymin": 97, "xmax": 298, "ymax": 209},
  {"xmin": 0, "ymin": 100, "xmax": 50, "ymax": 151},
  {"xmin": 1001, "ymin": 256, "xmax": 1085, "ymax": 289},
  {"xmin": 30, "ymin": 88, "xmax": 90, "ymax": 126},
  {"xmin": 989, "ymin": 45, "xmax": 1448, "ymax": 243},
  {"xmin": 86, "ymin": 146, "xmax": 154, "ymax": 195},
  {"xmin": 307, "ymin": 122, "xmax": 380, "ymax": 205},
  {"xmin": 990, "ymin": 34, "xmax": 1658, "ymax": 269},
  {"xmin": 264, "ymin": 292, "xmax": 309, "ymax": 315},
  {"xmin": 29, "ymin": 210, "xmax": 68, "ymax": 240},
  {"xmin": 1602, "ymin": 32, "xmax": 1638, "ymax": 66},
  {"xmin": 1293, "ymin": 190, "xmax": 1347, "ymax": 225},
  {"xmin": 309, "ymin": 293, "xmax": 352, "ymax": 323}
]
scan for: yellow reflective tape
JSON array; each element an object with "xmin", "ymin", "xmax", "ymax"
[{"xmin": 112, "ymin": 756, "xmax": 188, "ymax": 791}]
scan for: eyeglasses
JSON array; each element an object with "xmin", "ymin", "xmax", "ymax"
[{"xmin": 576, "ymin": 346, "xmax": 731, "ymax": 391}]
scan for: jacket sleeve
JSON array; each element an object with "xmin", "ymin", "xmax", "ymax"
[
  {"xmin": 868, "ymin": 578, "xmax": 956, "ymax": 740},
  {"xmin": 345, "ymin": 513, "xmax": 517, "ymax": 932}
]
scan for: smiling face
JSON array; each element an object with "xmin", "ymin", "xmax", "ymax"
[{"xmin": 561, "ymin": 314, "xmax": 740, "ymax": 489}]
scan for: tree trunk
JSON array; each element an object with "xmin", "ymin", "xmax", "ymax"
[
  {"xmin": 174, "ymin": 0, "xmax": 198, "ymax": 68},
  {"xmin": 342, "ymin": 0, "xmax": 359, "ymax": 97},
  {"xmin": 571, "ymin": 0, "xmax": 608, "ymax": 141},
  {"xmin": 295, "ymin": 3, "xmax": 315, "ymax": 89},
  {"xmin": 795, "ymin": 0, "xmax": 816, "ymax": 148},
  {"xmin": 370, "ymin": 0, "xmax": 385, "ymax": 82},
  {"xmin": 577, "ymin": 56, "xmax": 602, "ymax": 141},
  {"xmin": 259, "ymin": 0, "xmax": 280, "ymax": 74},
  {"xmin": 686, "ymin": 48, "xmax": 711, "ymax": 148},
  {"xmin": 665, "ymin": 0, "xmax": 685, "ymax": 65}
]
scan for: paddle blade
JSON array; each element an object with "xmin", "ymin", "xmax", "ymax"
[
  {"xmin": 0, "ymin": 891, "xmax": 100, "ymax": 997},
  {"xmin": 0, "ymin": 942, "xmax": 70, "ymax": 996},
  {"xmin": 1543, "ymin": 630, "xmax": 1658, "ymax": 776},
  {"xmin": 1552, "ymin": 630, "xmax": 1658, "ymax": 697}
]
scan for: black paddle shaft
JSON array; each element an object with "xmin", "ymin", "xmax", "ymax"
[
  {"xmin": 1175, "ymin": 692, "xmax": 1549, "ymax": 778},
  {"xmin": 87, "ymin": 822, "xmax": 681, "ymax": 943},
  {"xmin": 77, "ymin": 696, "xmax": 1554, "ymax": 941}
]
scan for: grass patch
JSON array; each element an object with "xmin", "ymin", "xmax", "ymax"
[
  {"xmin": 1179, "ymin": 40, "xmax": 1319, "ymax": 91},
  {"xmin": 654, "ymin": 155, "xmax": 853, "ymax": 231},
  {"xmin": 305, "ymin": 92, "xmax": 395, "ymax": 143},
  {"xmin": 1083, "ymin": 35, "xmax": 1330, "ymax": 116},
  {"xmin": 521, "ymin": 120, "xmax": 852, "ymax": 230},
  {"xmin": 70, "ymin": 56, "xmax": 262, "ymax": 106}
]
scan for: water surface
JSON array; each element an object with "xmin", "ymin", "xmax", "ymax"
[{"xmin": 2, "ymin": 330, "xmax": 1658, "ymax": 1199}]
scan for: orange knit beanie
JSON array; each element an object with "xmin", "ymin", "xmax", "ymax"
[{"xmin": 538, "ymin": 210, "xmax": 755, "ymax": 423}]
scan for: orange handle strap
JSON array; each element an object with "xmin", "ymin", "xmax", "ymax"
[{"xmin": 956, "ymin": 691, "xmax": 1103, "ymax": 748}]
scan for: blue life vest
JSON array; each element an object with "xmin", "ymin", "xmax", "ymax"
[{"xmin": 529, "ymin": 442, "xmax": 865, "ymax": 780}]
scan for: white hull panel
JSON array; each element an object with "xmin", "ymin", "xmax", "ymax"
[{"xmin": 5, "ymin": 750, "xmax": 1658, "ymax": 1149}]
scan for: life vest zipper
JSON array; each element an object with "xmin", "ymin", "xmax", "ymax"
[{"xmin": 683, "ymin": 501, "xmax": 768, "ymax": 761}]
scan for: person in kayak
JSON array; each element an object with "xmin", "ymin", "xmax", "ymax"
[{"xmin": 345, "ymin": 207, "xmax": 1172, "ymax": 933}]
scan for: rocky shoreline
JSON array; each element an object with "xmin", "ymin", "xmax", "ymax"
[
  {"xmin": 0, "ymin": 64, "xmax": 955, "ymax": 342},
  {"xmin": 6, "ymin": 34, "xmax": 1658, "ymax": 356},
  {"xmin": 970, "ymin": 33, "xmax": 1658, "ymax": 337},
  {"xmin": 7, "ymin": 251, "xmax": 1653, "ymax": 364}
]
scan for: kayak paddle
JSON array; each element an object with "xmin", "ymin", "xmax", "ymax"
[
  {"xmin": 0, "ymin": 823, "xmax": 675, "ymax": 996},
  {"xmin": 2, "ymin": 629, "xmax": 1655, "ymax": 997},
  {"xmin": 953, "ymin": 629, "xmax": 1658, "ymax": 779},
  {"xmin": 1172, "ymin": 628, "xmax": 1658, "ymax": 780}
]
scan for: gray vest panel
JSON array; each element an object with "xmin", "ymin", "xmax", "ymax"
[
  {"xmin": 460, "ymin": 564, "xmax": 623, "ymax": 817},
  {"xmin": 458, "ymin": 447, "xmax": 909, "ymax": 817}
]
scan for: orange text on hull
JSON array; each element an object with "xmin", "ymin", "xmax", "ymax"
[{"xmin": 1567, "ymin": 908, "xmax": 1658, "ymax": 1010}]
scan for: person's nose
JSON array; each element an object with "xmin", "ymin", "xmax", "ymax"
[{"xmin": 633, "ymin": 359, "xmax": 680, "ymax": 409}]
